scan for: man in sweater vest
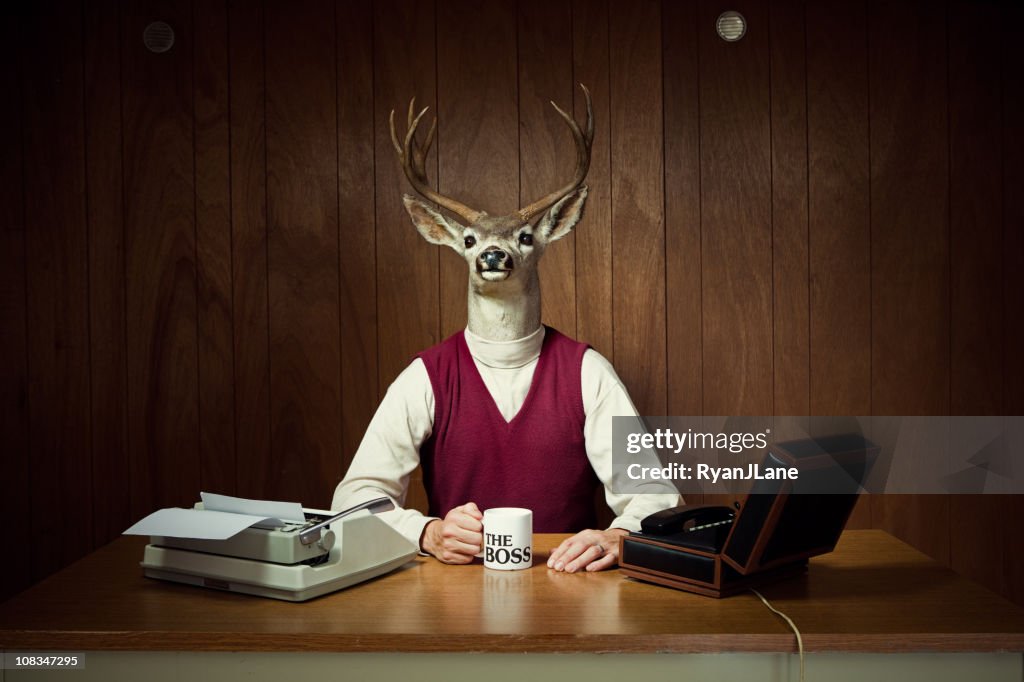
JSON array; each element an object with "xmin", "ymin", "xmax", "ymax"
[{"xmin": 332, "ymin": 87, "xmax": 680, "ymax": 572}]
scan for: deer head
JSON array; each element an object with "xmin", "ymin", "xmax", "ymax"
[{"xmin": 390, "ymin": 84, "xmax": 594, "ymax": 340}]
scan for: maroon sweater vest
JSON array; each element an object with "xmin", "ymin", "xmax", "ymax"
[{"xmin": 417, "ymin": 326, "xmax": 598, "ymax": 532}]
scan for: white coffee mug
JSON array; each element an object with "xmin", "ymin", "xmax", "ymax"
[{"xmin": 482, "ymin": 507, "xmax": 533, "ymax": 571}]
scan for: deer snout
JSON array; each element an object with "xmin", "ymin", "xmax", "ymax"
[{"xmin": 477, "ymin": 248, "xmax": 513, "ymax": 272}]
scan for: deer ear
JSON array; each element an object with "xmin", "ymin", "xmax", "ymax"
[
  {"xmin": 536, "ymin": 186, "xmax": 588, "ymax": 244},
  {"xmin": 402, "ymin": 195, "xmax": 464, "ymax": 248}
]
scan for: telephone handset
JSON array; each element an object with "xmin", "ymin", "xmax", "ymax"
[
  {"xmin": 641, "ymin": 504, "xmax": 736, "ymax": 535},
  {"xmin": 638, "ymin": 504, "xmax": 736, "ymax": 553}
]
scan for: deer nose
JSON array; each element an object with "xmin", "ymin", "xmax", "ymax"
[{"xmin": 480, "ymin": 250, "xmax": 508, "ymax": 269}]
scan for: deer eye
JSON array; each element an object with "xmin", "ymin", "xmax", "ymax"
[
  {"xmin": 464, "ymin": 235, "xmax": 476, "ymax": 249},
  {"xmin": 518, "ymin": 233, "xmax": 534, "ymax": 246}
]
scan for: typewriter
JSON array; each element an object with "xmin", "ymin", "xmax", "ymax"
[{"xmin": 136, "ymin": 497, "xmax": 417, "ymax": 602}]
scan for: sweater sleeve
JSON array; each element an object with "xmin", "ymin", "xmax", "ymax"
[
  {"xmin": 581, "ymin": 349, "xmax": 683, "ymax": 531},
  {"xmin": 331, "ymin": 358, "xmax": 438, "ymax": 548}
]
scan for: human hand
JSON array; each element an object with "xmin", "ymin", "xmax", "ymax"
[
  {"xmin": 547, "ymin": 528, "xmax": 629, "ymax": 573},
  {"xmin": 420, "ymin": 502, "xmax": 484, "ymax": 564}
]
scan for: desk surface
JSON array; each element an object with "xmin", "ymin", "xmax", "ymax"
[{"xmin": 0, "ymin": 530, "xmax": 1021, "ymax": 654}]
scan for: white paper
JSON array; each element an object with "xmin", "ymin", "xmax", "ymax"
[
  {"xmin": 200, "ymin": 492, "xmax": 305, "ymax": 523},
  {"xmin": 123, "ymin": 507, "xmax": 289, "ymax": 540}
]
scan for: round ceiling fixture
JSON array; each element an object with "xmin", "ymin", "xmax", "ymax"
[
  {"xmin": 716, "ymin": 11, "xmax": 747, "ymax": 42},
  {"xmin": 143, "ymin": 21, "xmax": 175, "ymax": 54}
]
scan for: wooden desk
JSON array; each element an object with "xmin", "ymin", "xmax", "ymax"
[{"xmin": 1, "ymin": 531, "xmax": 1022, "ymax": 680}]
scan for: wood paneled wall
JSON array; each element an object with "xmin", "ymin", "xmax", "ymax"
[{"xmin": 2, "ymin": 0, "xmax": 1021, "ymax": 605}]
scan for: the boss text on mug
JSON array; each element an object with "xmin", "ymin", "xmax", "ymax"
[{"xmin": 485, "ymin": 532, "xmax": 532, "ymax": 565}]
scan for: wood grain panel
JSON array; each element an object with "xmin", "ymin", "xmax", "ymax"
[
  {"xmin": 374, "ymin": 0, "xmax": 438, "ymax": 386},
  {"xmin": 519, "ymin": 0, "xmax": 575, "ymax": 338},
  {"xmin": 0, "ymin": 13, "xmax": 25, "ymax": 227},
  {"xmin": 1004, "ymin": 1, "xmax": 1024, "ymax": 427},
  {"xmin": 0, "ymin": 227, "xmax": 29, "ymax": 601},
  {"xmin": 337, "ymin": 0, "xmax": 378, "ymax": 473},
  {"xmin": 698, "ymin": 0, "xmax": 771, "ymax": 417},
  {"xmin": 228, "ymin": 0, "xmax": 271, "ymax": 500},
  {"xmin": 22, "ymin": 0, "xmax": 93, "ymax": 577},
  {"xmin": 697, "ymin": 0, "xmax": 772, "ymax": 511},
  {"xmin": 122, "ymin": 0, "xmax": 200, "ymax": 518},
  {"xmin": 0, "ymin": 4, "xmax": 31, "ymax": 601},
  {"xmin": 436, "ymin": 0, "xmax": 519, "ymax": 338},
  {"xmin": 264, "ymin": 0, "xmax": 341, "ymax": 506},
  {"xmin": 662, "ymin": 0, "xmax": 702, "ymax": 419},
  {"xmin": 868, "ymin": 0, "xmax": 950, "ymax": 563},
  {"xmin": 807, "ymin": 0, "xmax": 870, "ymax": 416},
  {"xmin": 83, "ymin": 0, "xmax": 130, "ymax": 547},
  {"xmin": 573, "ymin": 0, "xmax": 616, "ymax": 522},
  {"xmin": 769, "ymin": 0, "xmax": 808, "ymax": 418},
  {"xmin": 947, "ymin": 0, "xmax": 1004, "ymax": 598},
  {"xmin": 609, "ymin": 0, "xmax": 664, "ymax": 418},
  {"xmin": 772, "ymin": 2, "xmax": 865, "ymax": 529},
  {"xmin": 1002, "ymin": 1, "xmax": 1024, "ymax": 606},
  {"xmin": 806, "ymin": 0, "xmax": 871, "ymax": 528},
  {"xmin": 194, "ymin": 0, "xmax": 236, "ymax": 495},
  {"xmin": 373, "ymin": 0, "xmax": 437, "ymax": 514},
  {"xmin": 572, "ymin": 0, "xmax": 613, "ymax": 357}
]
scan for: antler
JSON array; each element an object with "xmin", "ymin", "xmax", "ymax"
[
  {"xmin": 517, "ymin": 83, "xmax": 594, "ymax": 224},
  {"xmin": 389, "ymin": 99, "xmax": 484, "ymax": 224}
]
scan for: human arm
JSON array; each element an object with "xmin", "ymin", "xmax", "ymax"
[
  {"xmin": 331, "ymin": 359, "xmax": 486, "ymax": 563},
  {"xmin": 548, "ymin": 349, "xmax": 682, "ymax": 572},
  {"xmin": 331, "ymin": 359, "xmax": 439, "ymax": 548}
]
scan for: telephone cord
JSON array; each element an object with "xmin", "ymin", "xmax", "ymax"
[{"xmin": 750, "ymin": 588, "xmax": 805, "ymax": 682}]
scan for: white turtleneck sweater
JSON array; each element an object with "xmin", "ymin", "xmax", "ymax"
[{"xmin": 332, "ymin": 327, "xmax": 681, "ymax": 547}]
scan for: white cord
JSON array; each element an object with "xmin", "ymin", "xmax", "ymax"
[{"xmin": 750, "ymin": 588, "xmax": 805, "ymax": 682}]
